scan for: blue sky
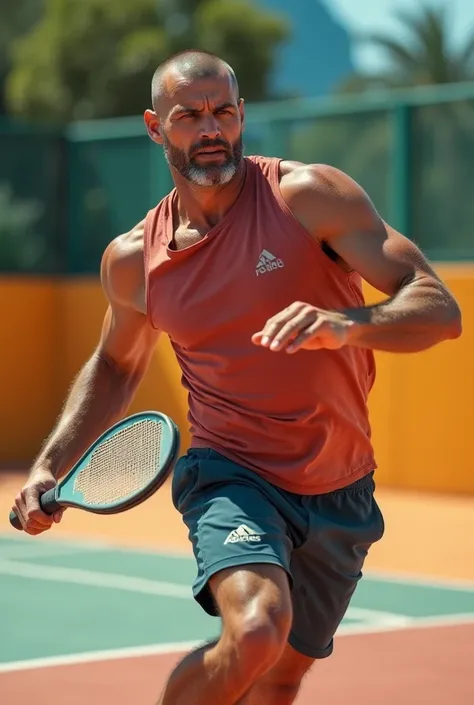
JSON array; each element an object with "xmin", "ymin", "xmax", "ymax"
[{"xmin": 325, "ymin": 0, "xmax": 474, "ymax": 73}]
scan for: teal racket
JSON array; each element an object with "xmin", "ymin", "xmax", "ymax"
[{"xmin": 9, "ymin": 410, "xmax": 180, "ymax": 531}]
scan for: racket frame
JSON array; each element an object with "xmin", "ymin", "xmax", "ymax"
[
  {"xmin": 53, "ymin": 410, "xmax": 180, "ymax": 515},
  {"xmin": 8, "ymin": 410, "xmax": 180, "ymax": 528}
]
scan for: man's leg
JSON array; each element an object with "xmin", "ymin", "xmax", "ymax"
[
  {"xmin": 234, "ymin": 474, "xmax": 385, "ymax": 705},
  {"xmin": 236, "ymin": 643, "xmax": 314, "ymax": 705},
  {"xmin": 249, "ymin": 471, "xmax": 385, "ymax": 705},
  {"xmin": 157, "ymin": 564, "xmax": 293, "ymax": 705},
  {"xmin": 162, "ymin": 448, "xmax": 300, "ymax": 704}
]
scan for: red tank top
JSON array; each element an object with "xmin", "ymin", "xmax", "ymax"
[{"xmin": 144, "ymin": 156, "xmax": 376, "ymax": 494}]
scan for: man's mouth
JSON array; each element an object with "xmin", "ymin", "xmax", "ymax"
[{"xmin": 195, "ymin": 146, "xmax": 227, "ymax": 155}]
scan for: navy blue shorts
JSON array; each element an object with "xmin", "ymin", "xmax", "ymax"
[{"xmin": 171, "ymin": 448, "xmax": 385, "ymax": 659}]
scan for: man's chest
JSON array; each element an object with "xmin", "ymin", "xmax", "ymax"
[{"xmin": 147, "ymin": 230, "xmax": 333, "ymax": 349}]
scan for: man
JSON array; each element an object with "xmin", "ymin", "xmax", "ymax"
[{"xmin": 13, "ymin": 50, "xmax": 461, "ymax": 705}]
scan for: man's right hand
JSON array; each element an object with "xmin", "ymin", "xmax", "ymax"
[{"xmin": 12, "ymin": 469, "xmax": 64, "ymax": 535}]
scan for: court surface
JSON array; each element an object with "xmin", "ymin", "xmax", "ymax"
[{"xmin": 1, "ymin": 531, "xmax": 474, "ymax": 704}]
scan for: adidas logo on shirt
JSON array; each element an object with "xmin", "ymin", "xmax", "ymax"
[
  {"xmin": 224, "ymin": 524, "xmax": 263, "ymax": 545},
  {"xmin": 255, "ymin": 249, "xmax": 285, "ymax": 276}
]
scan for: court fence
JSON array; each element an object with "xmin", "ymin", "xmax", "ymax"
[{"xmin": 1, "ymin": 80, "xmax": 474, "ymax": 274}]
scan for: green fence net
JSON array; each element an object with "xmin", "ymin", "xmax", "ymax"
[{"xmin": 1, "ymin": 83, "xmax": 473, "ymax": 274}]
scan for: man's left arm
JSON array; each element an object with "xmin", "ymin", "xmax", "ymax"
[{"xmin": 252, "ymin": 165, "xmax": 462, "ymax": 354}]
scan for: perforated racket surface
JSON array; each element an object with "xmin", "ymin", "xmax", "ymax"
[{"xmin": 9, "ymin": 411, "xmax": 180, "ymax": 531}]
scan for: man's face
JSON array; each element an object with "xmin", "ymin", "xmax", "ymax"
[{"xmin": 146, "ymin": 72, "xmax": 244, "ymax": 187}]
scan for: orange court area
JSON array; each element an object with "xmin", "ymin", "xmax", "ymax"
[
  {"xmin": 1, "ymin": 470, "xmax": 474, "ymax": 705},
  {"xmin": 3, "ymin": 471, "xmax": 474, "ymax": 578}
]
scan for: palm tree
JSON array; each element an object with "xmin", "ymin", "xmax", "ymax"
[{"xmin": 338, "ymin": 3, "xmax": 474, "ymax": 93}]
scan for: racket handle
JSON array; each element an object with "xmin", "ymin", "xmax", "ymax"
[
  {"xmin": 9, "ymin": 510, "xmax": 22, "ymax": 531},
  {"xmin": 40, "ymin": 488, "xmax": 61, "ymax": 514},
  {"xmin": 9, "ymin": 489, "xmax": 61, "ymax": 531}
]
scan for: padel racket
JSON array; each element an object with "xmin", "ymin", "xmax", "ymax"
[{"xmin": 9, "ymin": 410, "xmax": 180, "ymax": 531}]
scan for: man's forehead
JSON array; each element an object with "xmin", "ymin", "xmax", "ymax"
[{"xmin": 161, "ymin": 70, "xmax": 237, "ymax": 106}]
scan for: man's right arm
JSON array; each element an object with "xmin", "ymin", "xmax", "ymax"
[{"xmin": 13, "ymin": 224, "xmax": 160, "ymax": 534}]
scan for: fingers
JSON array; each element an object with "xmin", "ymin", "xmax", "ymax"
[
  {"xmin": 13, "ymin": 484, "xmax": 57, "ymax": 535},
  {"xmin": 12, "ymin": 499, "xmax": 50, "ymax": 535},
  {"xmin": 24, "ymin": 486, "xmax": 54, "ymax": 527},
  {"xmin": 287, "ymin": 318, "xmax": 350, "ymax": 353},
  {"xmin": 12, "ymin": 498, "xmax": 28, "ymax": 529},
  {"xmin": 253, "ymin": 304, "xmax": 351, "ymax": 354},
  {"xmin": 252, "ymin": 302, "xmax": 317, "ymax": 351},
  {"xmin": 287, "ymin": 320, "xmax": 326, "ymax": 353}
]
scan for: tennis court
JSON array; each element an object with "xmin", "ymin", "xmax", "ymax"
[{"xmin": 1, "ymin": 522, "xmax": 474, "ymax": 704}]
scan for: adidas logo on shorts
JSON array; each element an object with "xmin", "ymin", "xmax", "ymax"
[{"xmin": 224, "ymin": 524, "xmax": 263, "ymax": 545}]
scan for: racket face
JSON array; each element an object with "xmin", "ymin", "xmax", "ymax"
[{"xmin": 56, "ymin": 411, "xmax": 179, "ymax": 513}]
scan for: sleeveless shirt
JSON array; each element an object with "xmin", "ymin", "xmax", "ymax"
[{"xmin": 143, "ymin": 155, "xmax": 377, "ymax": 494}]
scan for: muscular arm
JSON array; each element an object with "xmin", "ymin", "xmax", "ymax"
[
  {"xmin": 278, "ymin": 164, "xmax": 462, "ymax": 353},
  {"xmin": 33, "ymin": 223, "xmax": 160, "ymax": 479}
]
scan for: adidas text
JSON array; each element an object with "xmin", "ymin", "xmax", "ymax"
[
  {"xmin": 224, "ymin": 524, "xmax": 263, "ymax": 545},
  {"xmin": 255, "ymin": 249, "xmax": 284, "ymax": 276}
]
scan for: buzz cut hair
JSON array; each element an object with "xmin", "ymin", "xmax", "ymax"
[{"xmin": 151, "ymin": 49, "xmax": 239, "ymax": 111}]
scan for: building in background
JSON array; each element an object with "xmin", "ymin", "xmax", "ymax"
[{"xmin": 256, "ymin": 0, "xmax": 355, "ymax": 98}]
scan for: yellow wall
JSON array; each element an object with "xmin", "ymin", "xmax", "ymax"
[
  {"xmin": 0, "ymin": 279, "xmax": 59, "ymax": 462},
  {"xmin": 1, "ymin": 266, "xmax": 472, "ymax": 495},
  {"xmin": 363, "ymin": 264, "xmax": 474, "ymax": 494},
  {"xmin": 0, "ymin": 278, "xmax": 191, "ymax": 465}
]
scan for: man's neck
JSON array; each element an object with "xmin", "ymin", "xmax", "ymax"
[{"xmin": 173, "ymin": 160, "xmax": 247, "ymax": 232}]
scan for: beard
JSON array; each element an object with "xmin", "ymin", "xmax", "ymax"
[{"xmin": 162, "ymin": 133, "xmax": 244, "ymax": 187}]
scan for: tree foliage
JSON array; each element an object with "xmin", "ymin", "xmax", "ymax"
[
  {"xmin": 5, "ymin": 0, "xmax": 289, "ymax": 122},
  {"xmin": 0, "ymin": 0, "xmax": 44, "ymax": 114},
  {"xmin": 337, "ymin": 4, "xmax": 474, "ymax": 94}
]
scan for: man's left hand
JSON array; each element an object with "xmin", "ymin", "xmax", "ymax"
[{"xmin": 251, "ymin": 301, "xmax": 355, "ymax": 353}]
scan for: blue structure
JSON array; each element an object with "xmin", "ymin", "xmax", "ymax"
[{"xmin": 256, "ymin": 0, "xmax": 355, "ymax": 98}]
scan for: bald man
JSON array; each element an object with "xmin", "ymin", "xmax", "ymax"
[{"xmin": 12, "ymin": 49, "xmax": 461, "ymax": 705}]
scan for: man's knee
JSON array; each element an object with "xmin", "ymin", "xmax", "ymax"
[
  {"xmin": 231, "ymin": 604, "xmax": 291, "ymax": 667},
  {"xmin": 210, "ymin": 564, "xmax": 293, "ymax": 673}
]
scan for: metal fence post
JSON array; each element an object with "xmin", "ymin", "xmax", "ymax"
[{"xmin": 390, "ymin": 103, "xmax": 412, "ymax": 238}]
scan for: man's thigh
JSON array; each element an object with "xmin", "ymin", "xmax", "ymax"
[{"xmin": 171, "ymin": 448, "xmax": 295, "ymax": 616}]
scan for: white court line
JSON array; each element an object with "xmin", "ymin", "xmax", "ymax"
[
  {"xmin": 0, "ymin": 641, "xmax": 203, "ymax": 674},
  {"xmin": 1, "ymin": 613, "xmax": 474, "ymax": 675},
  {"xmin": 0, "ymin": 560, "xmax": 415, "ymax": 639},
  {"xmin": 0, "ymin": 560, "xmax": 418, "ymax": 629},
  {"xmin": 337, "ymin": 611, "xmax": 474, "ymax": 635},
  {"xmin": 346, "ymin": 606, "xmax": 412, "ymax": 627},
  {"xmin": 0, "ymin": 560, "xmax": 192, "ymax": 599},
  {"xmin": 2, "ymin": 557, "xmax": 474, "ymax": 612},
  {"xmin": 2, "ymin": 533, "xmax": 474, "ymax": 593},
  {"xmin": 0, "ymin": 558, "xmax": 459, "ymax": 647}
]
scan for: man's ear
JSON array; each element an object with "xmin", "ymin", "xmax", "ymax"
[
  {"xmin": 144, "ymin": 109, "xmax": 163, "ymax": 144},
  {"xmin": 238, "ymin": 98, "xmax": 245, "ymax": 129}
]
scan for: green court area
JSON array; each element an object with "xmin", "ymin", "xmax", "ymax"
[{"xmin": 1, "ymin": 534, "xmax": 474, "ymax": 670}]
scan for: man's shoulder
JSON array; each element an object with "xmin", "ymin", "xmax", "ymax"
[
  {"xmin": 248, "ymin": 155, "xmax": 350, "ymax": 192},
  {"xmin": 100, "ymin": 221, "xmax": 146, "ymax": 309},
  {"xmin": 104, "ymin": 220, "xmax": 145, "ymax": 265},
  {"xmin": 263, "ymin": 159, "xmax": 375, "ymax": 255},
  {"xmin": 279, "ymin": 160, "xmax": 356, "ymax": 194},
  {"xmin": 278, "ymin": 160, "xmax": 372, "ymax": 227}
]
